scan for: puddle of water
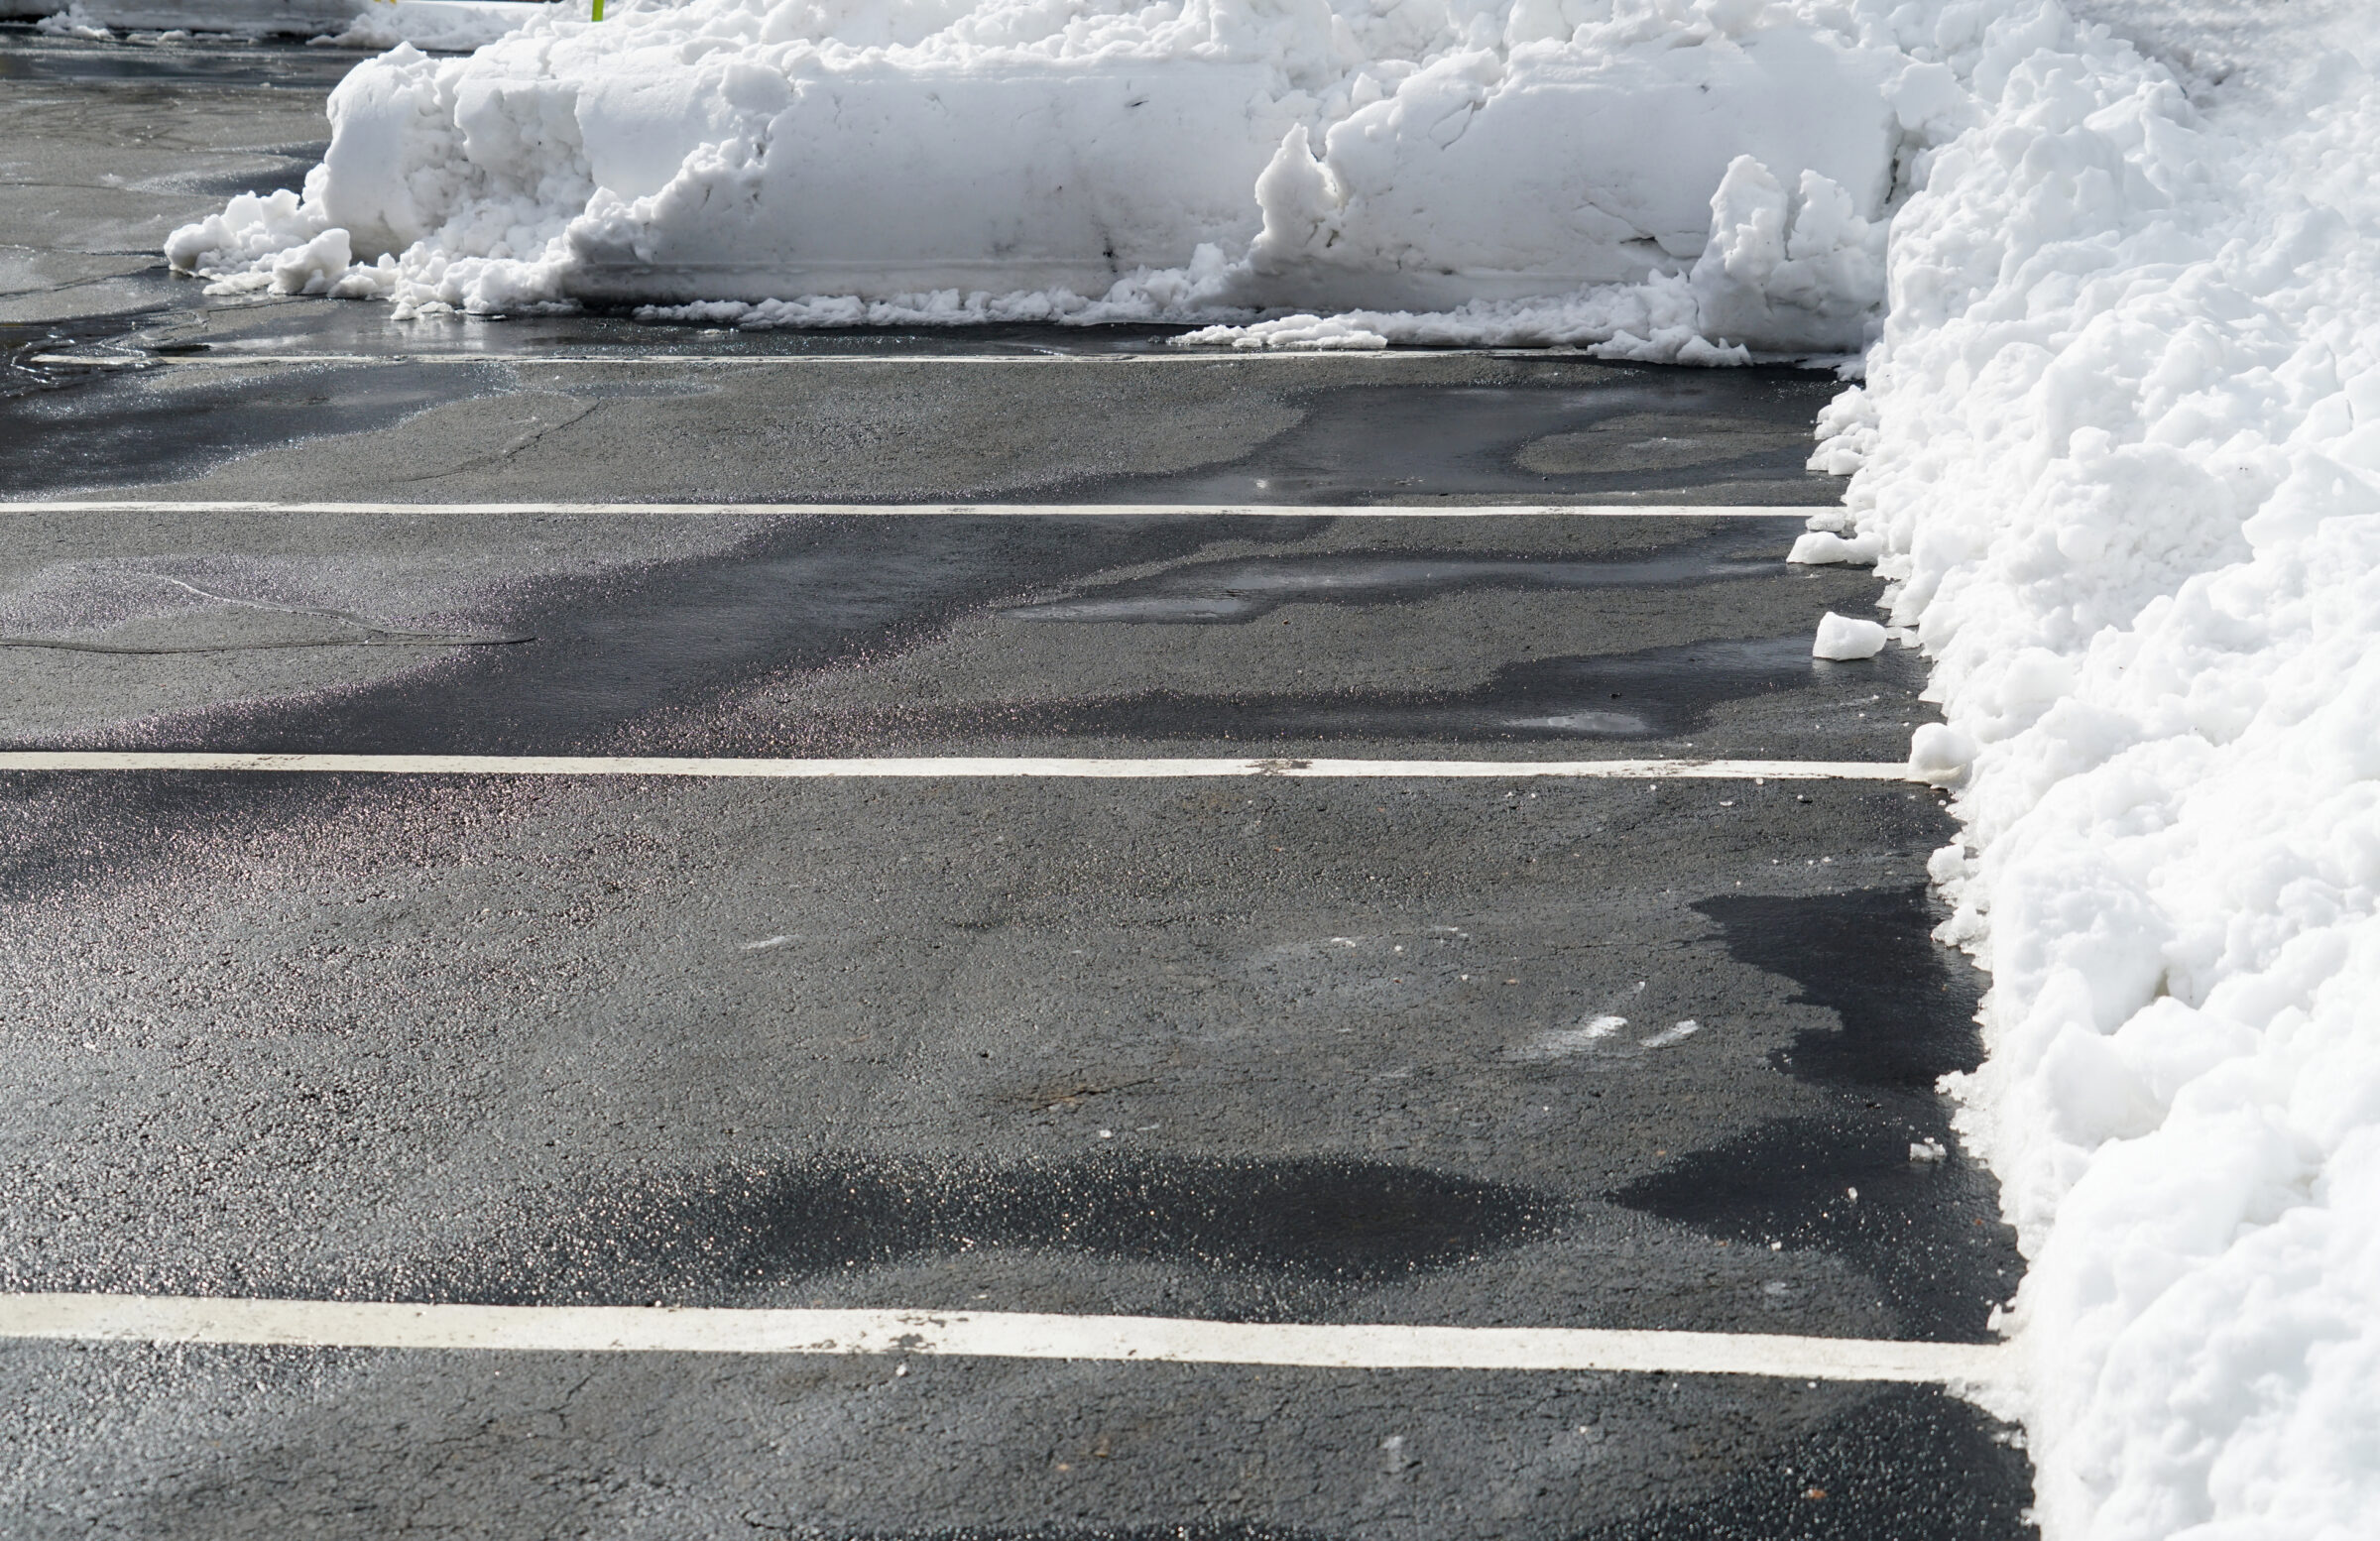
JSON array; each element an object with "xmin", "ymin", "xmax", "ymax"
[
  {"xmin": 1611, "ymin": 888, "xmax": 2020, "ymax": 1342},
  {"xmin": 3, "ymin": 308, "xmax": 175, "ymax": 405},
  {"xmin": 459, "ymin": 1151, "xmax": 1556, "ymax": 1307},
  {"xmin": 1002, "ymin": 533, "xmax": 1779, "ymax": 626}
]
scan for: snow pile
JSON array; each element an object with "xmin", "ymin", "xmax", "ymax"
[
  {"xmin": 1812, "ymin": 0, "xmax": 2380, "ymax": 1533},
  {"xmin": 1186, "ymin": 146, "xmax": 1893, "ymax": 355},
  {"xmin": 35, "ymin": 2, "xmax": 114, "ymax": 38},
  {"xmin": 167, "ymin": 0, "xmax": 1982, "ymax": 353},
  {"xmin": 318, "ymin": 1, "xmax": 548, "ymax": 53}
]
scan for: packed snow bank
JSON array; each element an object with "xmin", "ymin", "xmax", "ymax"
[
  {"xmin": 318, "ymin": 1, "xmax": 546, "ymax": 51},
  {"xmin": 1813, "ymin": 0, "xmax": 2380, "ymax": 1533},
  {"xmin": 167, "ymin": 0, "xmax": 1982, "ymax": 353},
  {"xmin": 14, "ymin": 0, "xmax": 543, "ymax": 43},
  {"xmin": 33, "ymin": 2, "xmax": 113, "ymax": 37}
]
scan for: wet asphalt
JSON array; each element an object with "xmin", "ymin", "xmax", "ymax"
[{"xmin": 0, "ymin": 25, "xmax": 2033, "ymax": 1541}]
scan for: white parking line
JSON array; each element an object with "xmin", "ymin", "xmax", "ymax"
[
  {"xmin": 0, "ymin": 753, "xmax": 1920, "ymax": 781},
  {"xmin": 0, "ymin": 1293, "xmax": 2007, "ymax": 1385},
  {"xmin": 26, "ymin": 349, "xmax": 1594, "ymax": 369},
  {"xmin": 0, "ymin": 501, "xmax": 1812, "ymax": 519}
]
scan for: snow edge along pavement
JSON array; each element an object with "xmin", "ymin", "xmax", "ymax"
[{"xmin": 1811, "ymin": 1, "xmax": 2380, "ymax": 1537}]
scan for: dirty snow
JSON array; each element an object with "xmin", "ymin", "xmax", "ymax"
[{"xmin": 1806, "ymin": 0, "xmax": 2380, "ymax": 1536}]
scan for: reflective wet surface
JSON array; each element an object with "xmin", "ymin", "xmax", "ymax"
[{"xmin": 2, "ymin": 513, "xmax": 1922, "ymax": 761}]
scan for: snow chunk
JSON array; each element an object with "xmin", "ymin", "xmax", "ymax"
[
  {"xmin": 164, "ymin": 187, "xmax": 331, "ymax": 279},
  {"xmin": 1788, "ymin": 530, "xmax": 1882, "ymax": 565},
  {"xmin": 1811, "ymin": 611, "xmax": 1886, "ymax": 659},
  {"xmin": 36, "ymin": 3, "xmax": 113, "ymax": 40},
  {"xmin": 1908, "ymin": 723, "xmax": 1977, "ymax": 782}
]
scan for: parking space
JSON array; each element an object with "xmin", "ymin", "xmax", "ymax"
[{"xmin": 0, "ymin": 24, "xmax": 2032, "ymax": 1541}]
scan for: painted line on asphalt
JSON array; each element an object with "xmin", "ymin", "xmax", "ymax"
[
  {"xmin": 0, "ymin": 753, "xmax": 1923, "ymax": 782},
  {"xmin": 0, "ymin": 501, "xmax": 1816, "ymax": 519},
  {"xmin": 27, "ymin": 349, "xmax": 1609, "ymax": 369},
  {"xmin": 0, "ymin": 1294, "xmax": 2007, "ymax": 1384}
]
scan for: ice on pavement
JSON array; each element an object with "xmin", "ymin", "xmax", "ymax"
[
  {"xmin": 166, "ymin": 0, "xmax": 1974, "ymax": 356},
  {"xmin": 1804, "ymin": 0, "xmax": 2380, "ymax": 1536}
]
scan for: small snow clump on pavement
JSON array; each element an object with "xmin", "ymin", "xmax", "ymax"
[{"xmin": 1810, "ymin": 612, "xmax": 1886, "ymax": 660}]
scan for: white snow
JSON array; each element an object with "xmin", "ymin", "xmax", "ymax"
[
  {"xmin": 17, "ymin": 0, "xmax": 533, "ymax": 40},
  {"xmin": 1810, "ymin": 610, "xmax": 1886, "ymax": 659},
  {"xmin": 319, "ymin": 1, "xmax": 547, "ymax": 52},
  {"xmin": 165, "ymin": 0, "xmax": 1971, "ymax": 350},
  {"xmin": 35, "ymin": 2, "xmax": 114, "ymax": 38},
  {"xmin": 1786, "ymin": 528, "xmax": 1880, "ymax": 565},
  {"xmin": 1808, "ymin": 0, "xmax": 2380, "ymax": 1535}
]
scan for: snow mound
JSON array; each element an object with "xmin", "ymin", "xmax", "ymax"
[
  {"xmin": 1815, "ymin": 0, "xmax": 2380, "ymax": 1534},
  {"xmin": 318, "ymin": 1, "xmax": 547, "ymax": 53},
  {"xmin": 36, "ymin": 2, "xmax": 114, "ymax": 39},
  {"xmin": 166, "ymin": 0, "xmax": 1981, "ymax": 351}
]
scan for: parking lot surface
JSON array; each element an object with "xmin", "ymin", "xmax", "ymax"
[{"xmin": 1, "ymin": 25, "xmax": 2032, "ymax": 1541}]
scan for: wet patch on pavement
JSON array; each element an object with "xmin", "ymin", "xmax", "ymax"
[
  {"xmin": 1000, "ymin": 532, "xmax": 1779, "ymax": 625},
  {"xmin": 3, "ymin": 1341, "xmax": 2033, "ymax": 1541},
  {"xmin": 4, "ymin": 309, "xmax": 176, "ymax": 404},
  {"xmin": 1072, "ymin": 373, "xmax": 1843, "ymax": 506},
  {"xmin": 451, "ymin": 1153, "xmax": 1558, "ymax": 1310},
  {"xmin": 1, "ymin": 512, "xmax": 1911, "ymax": 759},
  {"xmin": 904, "ymin": 637, "xmax": 1871, "ymax": 748},
  {"xmin": 759, "ymin": 1385, "xmax": 2032, "ymax": 1541},
  {"xmin": 0, "ymin": 33, "xmax": 378, "ymax": 88},
  {"xmin": 12, "ymin": 515, "xmax": 1275, "ymax": 752},
  {"xmin": 1610, "ymin": 889, "xmax": 2022, "ymax": 1342},
  {"xmin": 7, "ymin": 335, "xmax": 1847, "ymax": 507},
  {"xmin": 1569, "ymin": 1384, "xmax": 2034, "ymax": 1541},
  {"xmin": 136, "ymin": 141, "xmax": 327, "ymax": 198},
  {"xmin": 0, "ymin": 553, "xmax": 530, "ymax": 653},
  {"xmin": 0, "ymin": 359, "xmax": 502, "ymax": 495}
]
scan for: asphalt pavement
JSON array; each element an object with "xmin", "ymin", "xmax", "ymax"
[{"xmin": 0, "ymin": 25, "xmax": 2034, "ymax": 1541}]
